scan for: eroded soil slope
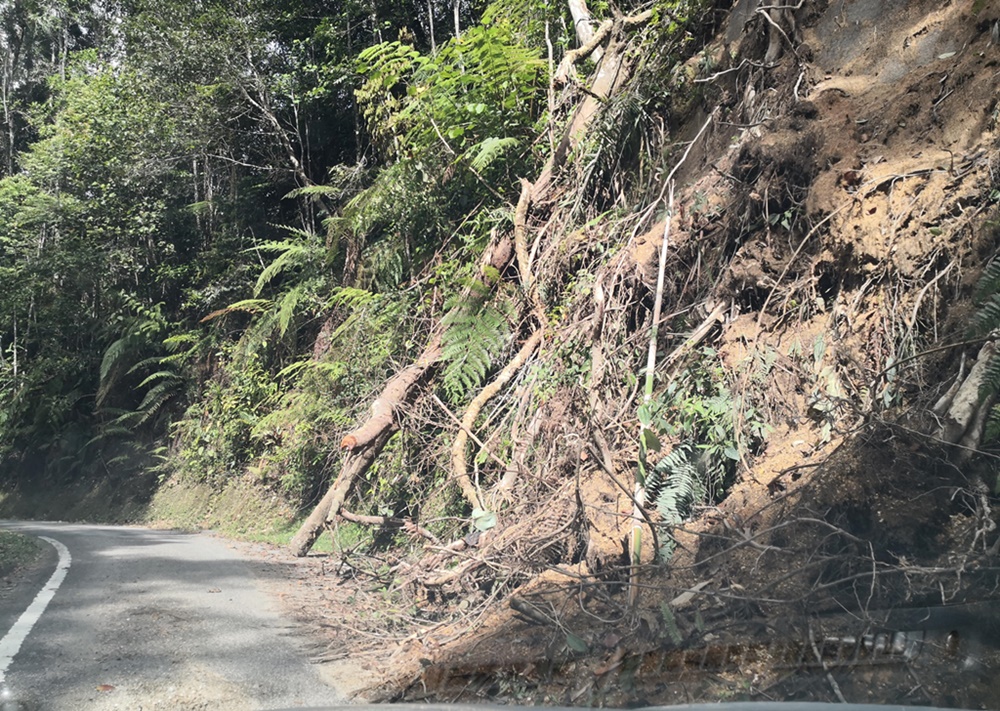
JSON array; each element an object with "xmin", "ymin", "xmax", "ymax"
[{"xmin": 291, "ymin": 2, "xmax": 1000, "ymax": 707}]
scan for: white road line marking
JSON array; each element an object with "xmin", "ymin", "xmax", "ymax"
[{"xmin": 0, "ymin": 536, "xmax": 71, "ymax": 683}]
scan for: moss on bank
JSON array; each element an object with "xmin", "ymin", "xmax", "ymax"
[{"xmin": 146, "ymin": 475, "xmax": 332, "ymax": 551}]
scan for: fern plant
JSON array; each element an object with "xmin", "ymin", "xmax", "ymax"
[
  {"xmin": 646, "ymin": 444, "xmax": 705, "ymax": 556},
  {"xmin": 972, "ymin": 255, "xmax": 1000, "ymax": 396},
  {"xmin": 440, "ymin": 278, "xmax": 513, "ymax": 404},
  {"xmin": 972, "ymin": 253, "xmax": 1000, "ymax": 448},
  {"xmin": 637, "ymin": 346, "xmax": 765, "ymax": 559}
]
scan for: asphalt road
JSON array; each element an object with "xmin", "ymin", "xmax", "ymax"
[{"xmin": 0, "ymin": 521, "xmax": 345, "ymax": 710}]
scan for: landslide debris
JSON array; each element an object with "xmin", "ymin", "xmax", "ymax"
[{"xmin": 289, "ymin": 2, "xmax": 1000, "ymax": 707}]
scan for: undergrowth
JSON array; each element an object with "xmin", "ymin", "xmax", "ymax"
[
  {"xmin": 643, "ymin": 346, "xmax": 768, "ymax": 555},
  {"xmin": 0, "ymin": 531, "xmax": 41, "ymax": 576}
]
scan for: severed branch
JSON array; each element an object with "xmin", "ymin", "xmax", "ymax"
[
  {"xmin": 334, "ymin": 510, "xmax": 441, "ymax": 545},
  {"xmin": 337, "ymin": 509, "xmax": 398, "ymax": 526}
]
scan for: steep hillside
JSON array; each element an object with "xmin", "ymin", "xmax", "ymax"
[
  {"xmin": 288, "ymin": 1, "xmax": 1000, "ymax": 706},
  {"xmin": 1, "ymin": 0, "xmax": 998, "ymax": 706}
]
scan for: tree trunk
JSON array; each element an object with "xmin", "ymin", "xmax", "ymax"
[
  {"xmin": 427, "ymin": 0, "xmax": 436, "ymax": 53},
  {"xmin": 567, "ymin": 0, "xmax": 602, "ymax": 63},
  {"xmin": 288, "ymin": 426, "xmax": 395, "ymax": 557}
]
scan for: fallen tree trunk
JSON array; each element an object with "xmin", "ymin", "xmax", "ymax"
[
  {"xmin": 291, "ymin": 9, "xmax": 656, "ymax": 558},
  {"xmin": 337, "ymin": 334, "xmax": 443, "ymax": 452},
  {"xmin": 289, "ymin": 236, "xmax": 514, "ymax": 556},
  {"xmin": 288, "ymin": 426, "xmax": 395, "ymax": 557}
]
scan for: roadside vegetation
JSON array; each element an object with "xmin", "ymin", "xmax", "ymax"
[
  {"xmin": 1, "ymin": 0, "xmax": 999, "ymax": 705},
  {"xmin": 0, "ymin": 531, "xmax": 41, "ymax": 577}
]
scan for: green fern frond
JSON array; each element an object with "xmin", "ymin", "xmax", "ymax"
[
  {"xmin": 976, "ymin": 257, "xmax": 1000, "ymax": 304},
  {"xmin": 255, "ymin": 225, "xmax": 316, "ymax": 245},
  {"xmin": 85, "ymin": 425, "xmax": 136, "ymax": 447},
  {"xmin": 132, "ymin": 381, "xmax": 179, "ymax": 426},
  {"xmin": 982, "ymin": 350, "xmax": 1000, "ymax": 398},
  {"xmin": 253, "ymin": 243, "xmax": 313, "ymax": 297},
  {"xmin": 162, "ymin": 333, "xmax": 199, "ymax": 350},
  {"xmin": 327, "ymin": 286, "xmax": 379, "ymax": 309},
  {"xmin": 277, "ymin": 285, "xmax": 306, "ymax": 337},
  {"xmin": 126, "ymin": 356, "xmax": 165, "ymax": 376},
  {"xmin": 276, "ymin": 359, "xmax": 349, "ymax": 380},
  {"xmin": 971, "ymin": 293, "xmax": 1000, "ymax": 336},
  {"xmin": 201, "ymin": 299, "xmax": 272, "ymax": 323},
  {"xmin": 468, "ymin": 136, "xmax": 519, "ymax": 171},
  {"xmin": 136, "ymin": 370, "xmax": 182, "ymax": 389},
  {"xmin": 99, "ymin": 336, "xmax": 129, "ymax": 385},
  {"xmin": 440, "ymin": 291, "xmax": 511, "ymax": 403},
  {"xmin": 187, "ymin": 200, "xmax": 213, "ymax": 215},
  {"xmin": 649, "ymin": 445, "xmax": 706, "ymax": 526},
  {"xmin": 284, "ymin": 184, "xmax": 344, "ymax": 200}
]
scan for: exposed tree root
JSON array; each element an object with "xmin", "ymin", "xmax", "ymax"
[{"xmin": 451, "ymin": 328, "xmax": 544, "ymax": 511}]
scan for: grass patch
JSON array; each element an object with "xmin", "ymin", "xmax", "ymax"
[
  {"xmin": 146, "ymin": 474, "xmax": 338, "ymax": 553},
  {"xmin": 234, "ymin": 517, "xmax": 336, "ymax": 554},
  {"xmin": 0, "ymin": 531, "xmax": 42, "ymax": 576}
]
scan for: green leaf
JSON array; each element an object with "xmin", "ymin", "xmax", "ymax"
[
  {"xmin": 468, "ymin": 136, "xmax": 518, "ymax": 171},
  {"xmin": 660, "ymin": 603, "xmax": 683, "ymax": 644},
  {"xmin": 472, "ymin": 509, "xmax": 497, "ymax": 531},
  {"xmin": 565, "ymin": 633, "xmax": 589, "ymax": 653},
  {"xmin": 812, "ymin": 334, "xmax": 826, "ymax": 366}
]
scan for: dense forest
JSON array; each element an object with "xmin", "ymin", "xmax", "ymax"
[
  {"xmin": 3, "ymin": 0, "xmax": 1000, "ymax": 703},
  {"xmin": 0, "ymin": 0, "xmax": 731, "ymax": 549},
  {"xmin": 0, "ymin": 0, "xmax": 569, "ymax": 488}
]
